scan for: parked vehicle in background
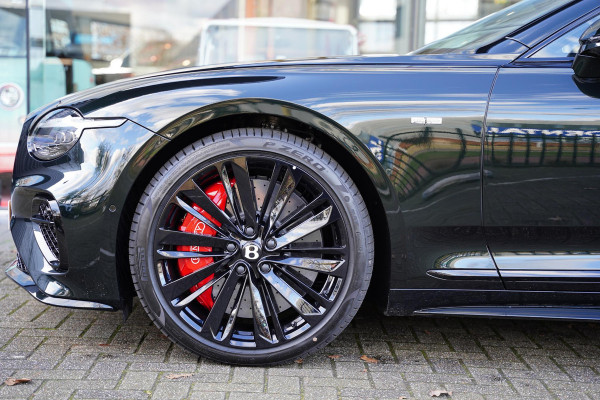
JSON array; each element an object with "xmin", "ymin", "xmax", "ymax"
[{"xmin": 197, "ymin": 18, "xmax": 358, "ymax": 66}]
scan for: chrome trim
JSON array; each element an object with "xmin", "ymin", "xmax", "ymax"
[
  {"xmin": 427, "ymin": 269, "xmax": 501, "ymax": 280},
  {"xmin": 501, "ymin": 270, "xmax": 600, "ymax": 280}
]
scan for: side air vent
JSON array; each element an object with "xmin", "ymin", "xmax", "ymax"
[
  {"xmin": 31, "ymin": 197, "xmax": 68, "ymax": 273},
  {"xmin": 37, "ymin": 201, "xmax": 60, "ymax": 260},
  {"xmin": 16, "ymin": 253, "xmax": 28, "ymax": 274}
]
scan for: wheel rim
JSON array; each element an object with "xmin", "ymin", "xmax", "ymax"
[{"xmin": 151, "ymin": 155, "xmax": 350, "ymax": 349}]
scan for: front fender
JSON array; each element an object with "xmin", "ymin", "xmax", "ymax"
[{"xmin": 159, "ymin": 98, "xmax": 396, "ymax": 206}]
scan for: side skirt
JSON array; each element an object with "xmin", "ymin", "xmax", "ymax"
[
  {"xmin": 415, "ymin": 306, "xmax": 600, "ymax": 321},
  {"xmin": 385, "ymin": 288, "xmax": 600, "ymax": 321}
]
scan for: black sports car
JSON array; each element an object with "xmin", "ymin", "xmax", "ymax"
[{"xmin": 7, "ymin": 0, "xmax": 600, "ymax": 365}]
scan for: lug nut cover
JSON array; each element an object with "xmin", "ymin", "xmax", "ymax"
[
  {"xmin": 259, "ymin": 264, "xmax": 271, "ymax": 273},
  {"xmin": 266, "ymin": 238, "xmax": 277, "ymax": 249},
  {"xmin": 235, "ymin": 265, "xmax": 246, "ymax": 275}
]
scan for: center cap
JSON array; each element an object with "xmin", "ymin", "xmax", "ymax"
[{"xmin": 241, "ymin": 242, "xmax": 262, "ymax": 261}]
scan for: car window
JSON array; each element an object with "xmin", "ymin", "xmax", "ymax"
[
  {"xmin": 531, "ymin": 14, "xmax": 600, "ymax": 58},
  {"xmin": 413, "ymin": 0, "xmax": 574, "ymax": 55}
]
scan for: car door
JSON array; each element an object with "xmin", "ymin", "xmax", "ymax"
[{"xmin": 483, "ymin": 12, "xmax": 600, "ymax": 291}]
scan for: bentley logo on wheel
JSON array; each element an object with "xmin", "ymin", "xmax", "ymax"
[{"xmin": 242, "ymin": 243, "xmax": 261, "ymax": 260}]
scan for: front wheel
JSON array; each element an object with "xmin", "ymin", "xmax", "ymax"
[{"xmin": 129, "ymin": 129, "xmax": 373, "ymax": 365}]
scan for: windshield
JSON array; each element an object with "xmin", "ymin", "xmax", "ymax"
[
  {"xmin": 413, "ymin": 0, "xmax": 574, "ymax": 54},
  {"xmin": 0, "ymin": 7, "xmax": 26, "ymax": 57}
]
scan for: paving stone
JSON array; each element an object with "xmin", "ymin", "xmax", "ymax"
[
  {"xmin": 268, "ymin": 367, "xmax": 334, "ymax": 378},
  {"xmin": 266, "ymin": 375, "xmax": 300, "ymax": 394},
  {"xmin": 333, "ymin": 361, "xmax": 370, "ymax": 379},
  {"xmin": 151, "ymin": 381, "xmax": 190, "ymax": 399},
  {"xmin": 128, "ymin": 362, "xmax": 196, "ymax": 372},
  {"xmin": 74, "ymin": 389, "xmax": 150, "ymax": 399},
  {"xmin": 232, "ymin": 366, "xmax": 266, "ymax": 383},
  {"xmin": 119, "ymin": 371, "xmax": 160, "ymax": 390},
  {"xmin": 369, "ymin": 371, "xmax": 407, "ymax": 390},
  {"xmin": 510, "ymin": 378, "xmax": 554, "ymax": 397},
  {"xmin": 0, "ymin": 378, "xmax": 42, "ymax": 398},
  {"xmin": 56, "ymin": 352, "xmax": 98, "ymax": 370},
  {"xmin": 228, "ymin": 393, "xmax": 300, "ymax": 400},
  {"xmin": 189, "ymin": 391, "xmax": 226, "ymax": 400},
  {"xmin": 191, "ymin": 382, "xmax": 264, "ymax": 392},
  {"xmin": 86, "ymin": 361, "xmax": 127, "ymax": 380},
  {"xmin": 303, "ymin": 377, "xmax": 372, "ymax": 388},
  {"xmin": 339, "ymin": 387, "xmax": 409, "ymax": 398},
  {"xmin": 303, "ymin": 385, "xmax": 338, "ymax": 400}
]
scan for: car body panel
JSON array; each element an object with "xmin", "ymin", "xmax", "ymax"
[
  {"xmin": 484, "ymin": 64, "xmax": 600, "ymax": 292},
  {"xmin": 8, "ymin": 0, "xmax": 600, "ymax": 319}
]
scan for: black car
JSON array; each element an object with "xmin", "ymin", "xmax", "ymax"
[{"xmin": 7, "ymin": 0, "xmax": 600, "ymax": 365}]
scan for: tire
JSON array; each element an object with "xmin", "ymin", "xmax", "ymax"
[{"xmin": 129, "ymin": 128, "xmax": 373, "ymax": 365}]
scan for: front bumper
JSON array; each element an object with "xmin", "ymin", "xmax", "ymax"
[
  {"xmin": 8, "ymin": 118, "xmax": 164, "ymax": 309},
  {"xmin": 6, "ymin": 259, "xmax": 113, "ymax": 309}
]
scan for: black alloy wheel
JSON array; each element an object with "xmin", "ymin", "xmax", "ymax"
[{"xmin": 129, "ymin": 129, "xmax": 373, "ymax": 365}]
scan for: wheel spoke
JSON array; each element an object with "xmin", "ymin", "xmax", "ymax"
[
  {"xmin": 162, "ymin": 257, "xmax": 230, "ymax": 301},
  {"xmin": 278, "ymin": 266, "xmax": 334, "ymax": 309},
  {"xmin": 221, "ymin": 275, "xmax": 247, "ymax": 342},
  {"xmin": 263, "ymin": 283, "xmax": 287, "ymax": 343},
  {"xmin": 271, "ymin": 206, "xmax": 334, "ymax": 250},
  {"xmin": 181, "ymin": 181, "xmax": 240, "ymax": 235},
  {"xmin": 260, "ymin": 268, "xmax": 320, "ymax": 316},
  {"xmin": 266, "ymin": 167, "xmax": 301, "ymax": 233},
  {"xmin": 157, "ymin": 249, "xmax": 227, "ymax": 259},
  {"xmin": 285, "ymin": 243, "xmax": 347, "ymax": 256},
  {"xmin": 156, "ymin": 228, "xmax": 234, "ymax": 248},
  {"xmin": 201, "ymin": 270, "xmax": 242, "ymax": 340},
  {"xmin": 248, "ymin": 271, "xmax": 273, "ymax": 343},
  {"xmin": 175, "ymin": 196, "xmax": 228, "ymax": 237},
  {"xmin": 258, "ymin": 162, "xmax": 283, "ymax": 224},
  {"xmin": 270, "ymin": 193, "xmax": 328, "ymax": 237},
  {"xmin": 216, "ymin": 161, "xmax": 243, "ymax": 227},
  {"xmin": 231, "ymin": 157, "xmax": 258, "ymax": 231},
  {"xmin": 263, "ymin": 256, "xmax": 345, "ymax": 274},
  {"xmin": 174, "ymin": 269, "xmax": 228, "ymax": 308}
]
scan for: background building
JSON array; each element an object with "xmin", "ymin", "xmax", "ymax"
[{"xmin": 0, "ymin": 0, "xmax": 520, "ymax": 205}]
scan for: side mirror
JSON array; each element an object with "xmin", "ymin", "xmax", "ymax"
[{"xmin": 573, "ymin": 20, "xmax": 600, "ymax": 79}]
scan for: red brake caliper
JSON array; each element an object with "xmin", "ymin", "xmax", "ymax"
[{"xmin": 176, "ymin": 181, "xmax": 229, "ymax": 310}]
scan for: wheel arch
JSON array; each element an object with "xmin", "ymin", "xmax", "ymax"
[{"xmin": 116, "ymin": 98, "xmax": 395, "ymax": 316}]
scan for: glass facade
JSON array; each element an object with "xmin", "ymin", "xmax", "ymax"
[{"xmin": 0, "ymin": 0, "xmax": 520, "ymax": 206}]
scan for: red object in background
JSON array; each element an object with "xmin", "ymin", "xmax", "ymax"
[
  {"xmin": 0, "ymin": 148, "xmax": 16, "ymax": 208},
  {"xmin": 176, "ymin": 181, "xmax": 229, "ymax": 309}
]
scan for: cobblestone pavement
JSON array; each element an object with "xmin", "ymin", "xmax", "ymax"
[{"xmin": 1, "ymin": 222, "xmax": 600, "ymax": 399}]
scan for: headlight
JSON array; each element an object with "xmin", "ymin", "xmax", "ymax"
[
  {"xmin": 28, "ymin": 108, "xmax": 126, "ymax": 161},
  {"xmin": 0, "ymin": 83, "xmax": 23, "ymax": 109}
]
